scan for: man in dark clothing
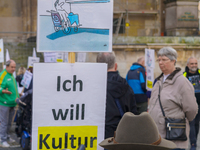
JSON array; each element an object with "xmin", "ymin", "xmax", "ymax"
[
  {"xmin": 97, "ymin": 52, "xmax": 137, "ymax": 139},
  {"xmin": 183, "ymin": 57, "xmax": 200, "ymax": 150},
  {"xmin": 126, "ymin": 57, "xmax": 148, "ymax": 114}
]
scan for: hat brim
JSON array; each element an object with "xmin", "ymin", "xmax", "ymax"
[{"xmin": 99, "ymin": 137, "xmax": 176, "ymax": 150}]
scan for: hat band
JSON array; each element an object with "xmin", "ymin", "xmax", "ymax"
[
  {"xmin": 151, "ymin": 135, "xmax": 161, "ymax": 145},
  {"xmin": 108, "ymin": 133, "xmax": 161, "ymax": 146}
]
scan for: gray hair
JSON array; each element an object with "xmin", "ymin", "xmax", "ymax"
[
  {"xmin": 137, "ymin": 57, "xmax": 144, "ymax": 63},
  {"xmin": 157, "ymin": 47, "xmax": 177, "ymax": 61},
  {"xmin": 6, "ymin": 60, "xmax": 11, "ymax": 67},
  {"xmin": 187, "ymin": 56, "xmax": 197, "ymax": 65},
  {"xmin": 96, "ymin": 52, "xmax": 116, "ymax": 70}
]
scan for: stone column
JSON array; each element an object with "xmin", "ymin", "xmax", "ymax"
[
  {"xmin": 22, "ymin": 0, "xmax": 37, "ymax": 39},
  {"xmin": 164, "ymin": 0, "xmax": 199, "ymax": 36}
]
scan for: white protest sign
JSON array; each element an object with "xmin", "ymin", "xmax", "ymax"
[
  {"xmin": 21, "ymin": 70, "xmax": 33, "ymax": 89},
  {"xmin": 0, "ymin": 39, "xmax": 4, "ymax": 63},
  {"xmin": 33, "ymin": 47, "xmax": 37, "ymax": 57},
  {"xmin": 6, "ymin": 49, "xmax": 10, "ymax": 61},
  {"xmin": 64, "ymin": 52, "xmax": 68, "ymax": 62},
  {"xmin": 57, "ymin": 52, "xmax": 64, "ymax": 62},
  {"xmin": 44, "ymin": 52, "xmax": 57, "ymax": 63},
  {"xmin": 146, "ymin": 67, "xmax": 154, "ymax": 91},
  {"xmin": 145, "ymin": 49, "xmax": 155, "ymax": 90},
  {"xmin": 27, "ymin": 57, "xmax": 40, "ymax": 68},
  {"xmin": 77, "ymin": 53, "xmax": 86, "ymax": 62},
  {"xmin": 32, "ymin": 63, "xmax": 107, "ymax": 150},
  {"xmin": 145, "ymin": 49, "xmax": 155, "ymax": 68},
  {"xmin": 37, "ymin": 0, "xmax": 113, "ymax": 52}
]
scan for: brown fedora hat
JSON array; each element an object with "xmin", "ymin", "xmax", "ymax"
[{"xmin": 99, "ymin": 112, "xmax": 176, "ymax": 150}]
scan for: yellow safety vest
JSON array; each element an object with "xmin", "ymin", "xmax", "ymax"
[{"xmin": 183, "ymin": 69, "xmax": 200, "ymax": 77}]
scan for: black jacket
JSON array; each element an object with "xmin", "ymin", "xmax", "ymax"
[
  {"xmin": 16, "ymin": 74, "xmax": 24, "ymax": 87},
  {"xmin": 184, "ymin": 66, "xmax": 200, "ymax": 105},
  {"xmin": 105, "ymin": 71, "xmax": 137, "ymax": 138}
]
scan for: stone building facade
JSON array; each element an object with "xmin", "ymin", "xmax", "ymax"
[{"xmin": 0, "ymin": 0, "xmax": 200, "ymax": 79}]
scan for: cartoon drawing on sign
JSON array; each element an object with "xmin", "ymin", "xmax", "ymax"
[
  {"xmin": 147, "ymin": 50, "xmax": 152, "ymax": 67},
  {"xmin": 37, "ymin": 0, "xmax": 112, "ymax": 52},
  {"xmin": 47, "ymin": 0, "xmax": 81, "ymax": 34}
]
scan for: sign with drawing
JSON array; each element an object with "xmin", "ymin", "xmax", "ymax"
[
  {"xmin": 37, "ymin": 0, "xmax": 113, "ymax": 52},
  {"xmin": 145, "ymin": 49, "xmax": 155, "ymax": 68},
  {"xmin": 145, "ymin": 49, "xmax": 155, "ymax": 91},
  {"xmin": 21, "ymin": 70, "xmax": 33, "ymax": 89}
]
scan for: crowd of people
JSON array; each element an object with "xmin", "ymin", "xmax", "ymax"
[
  {"xmin": 0, "ymin": 47, "xmax": 199, "ymax": 150},
  {"xmin": 97, "ymin": 47, "xmax": 199, "ymax": 150}
]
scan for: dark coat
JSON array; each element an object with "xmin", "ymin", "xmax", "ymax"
[
  {"xmin": 105, "ymin": 71, "xmax": 137, "ymax": 139},
  {"xmin": 126, "ymin": 63, "xmax": 147, "ymax": 103},
  {"xmin": 16, "ymin": 74, "xmax": 24, "ymax": 87}
]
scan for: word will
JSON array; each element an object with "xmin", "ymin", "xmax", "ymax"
[{"xmin": 52, "ymin": 104, "xmax": 85, "ymax": 120}]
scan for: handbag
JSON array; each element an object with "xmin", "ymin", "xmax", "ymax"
[{"xmin": 158, "ymin": 86, "xmax": 187, "ymax": 141}]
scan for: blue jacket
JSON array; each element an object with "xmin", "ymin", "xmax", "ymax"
[{"xmin": 126, "ymin": 63, "xmax": 147, "ymax": 103}]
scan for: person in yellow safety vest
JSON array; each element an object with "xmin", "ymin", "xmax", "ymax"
[{"xmin": 183, "ymin": 57, "xmax": 200, "ymax": 150}]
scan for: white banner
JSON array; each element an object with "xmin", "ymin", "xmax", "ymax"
[
  {"xmin": 0, "ymin": 39, "xmax": 4, "ymax": 63},
  {"xmin": 32, "ymin": 63, "xmax": 107, "ymax": 150},
  {"xmin": 44, "ymin": 52, "xmax": 57, "ymax": 63},
  {"xmin": 27, "ymin": 57, "xmax": 40, "ymax": 68},
  {"xmin": 145, "ymin": 49, "xmax": 155, "ymax": 68},
  {"xmin": 21, "ymin": 70, "xmax": 33, "ymax": 89},
  {"xmin": 37, "ymin": 0, "xmax": 113, "ymax": 52},
  {"xmin": 146, "ymin": 67, "xmax": 154, "ymax": 91}
]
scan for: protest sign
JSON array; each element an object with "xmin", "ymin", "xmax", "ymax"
[
  {"xmin": 33, "ymin": 48, "xmax": 37, "ymax": 57},
  {"xmin": 77, "ymin": 53, "xmax": 86, "ymax": 62},
  {"xmin": 6, "ymin": 49, "xmax": 10, "ymax": 61},
  {"xmin": 27, "ymin": 57, "xmax": 40, "ymax": 68},
  {"xmin": 56, "ymin": 52, "xmax": 64, "ymax": 62},
  {"xmin": 21, "ymin": 70, "xmax": 33, "ymax": 89},
  {"xmin": 145, "ymin": 49, "xmax": 155, "ymax": 68},
  {"xmin": 32, "ymin": 63, "xmax": 107, "ymax": 150},
  {"xmin": 0, "ymin": 39, "xmax": 4, "ymax": 63},
  {"xmin": 64, "ymin": 52, "xmax": 68, "ymax": 62},
  {"xmin": 44, "ymin": 52, "xmax": 57, "ymax": 63},
  {"xmin": 146, "ymin": 67, "xmax": 154, "ymax": 90},
  {"xmin": 37, "ymin": 0, "xmax": 113, "ymax": 52},
  {"xmin": 145, "ymin": 49, "xmax": 155, "ymax": 91}
]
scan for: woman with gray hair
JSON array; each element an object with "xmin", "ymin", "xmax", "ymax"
[{"xmin": 148, "ymin": 47, "xmax": 198, "ymax": 150}]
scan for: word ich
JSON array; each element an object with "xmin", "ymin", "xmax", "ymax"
[{"xmin": 57, "ymin": 75, "xmax": 83, "ymax": 92}]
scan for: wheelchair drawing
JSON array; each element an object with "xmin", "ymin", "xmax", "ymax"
[{"xmin": 47, "ymin": 10, "xmax": 81, "ymax": 34}]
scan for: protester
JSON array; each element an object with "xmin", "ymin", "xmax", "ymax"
[
  {"xmin": 99, "ymin": 112, "xmax": 176, "ymax": 150},
  {"xmin": 148, "ymin": 47, "xmax": 198, "ymax": 150},
  {"xmin": 183, "ymin": 57, "xmax": 200, "ymax": 150},
  {"xmin": 16, "ymin": 67, "xmax": 26, "ymax": 87},
  {"xmin": 96, "ymin": 52, "xmax": 137, "ymax": 139},
  {"xmin": 0, "ymin": 60, "xmax": 19, "ymax": 147},
  {"xmin": 126, "ymin": 56, "xmax": 148, "ymax": 114}
]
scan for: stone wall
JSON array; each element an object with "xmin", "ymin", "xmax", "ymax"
[
  {"xmin": 86, "ymin": 48, "xmax": 200, "ymax": 79},
  {"xmin": 2, "ymin": 36, "xmax": 200, "ymax": 79}
]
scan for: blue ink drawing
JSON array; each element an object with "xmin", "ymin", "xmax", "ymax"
[
  {"xmin": 39, "ymin": 0, "xmax": 111, "ymax": 52},
  {"xmin": 47, "ymin": 0, "xmax": 82, "ymax": 34},
  {"xmin": 47, "ymin": 0, "xmax": 110, "ymax": 35},
  {"xmin": 147, "ymin": 50, "xmax": 153, "ymax": 67}
]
